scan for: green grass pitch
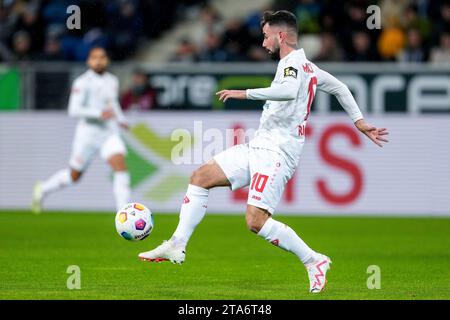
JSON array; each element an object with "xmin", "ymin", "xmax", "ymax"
[{"xmin": 0, "ymin": 211, "xmax": 449, "ymax": 300}]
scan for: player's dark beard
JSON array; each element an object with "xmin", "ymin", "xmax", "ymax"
[
  {"xmin": 269, "ymin": 46, "xmax": 280, "ymax": 60},
  {"xmin": 92, "ymin": 66, "xmax": 106, "ymax": 74}
]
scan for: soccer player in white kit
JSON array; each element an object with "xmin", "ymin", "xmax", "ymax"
[
  {"xmin": 32, "ymin": 47, "xmax": 131, "ymax": 213},
  {"xmin": 139, "ymin": 11, "xmax": 389, "ymax": 293}
]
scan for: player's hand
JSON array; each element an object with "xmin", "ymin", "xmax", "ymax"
[
  {"xmin": 100, "ymin": 109, "xmax": 115, "ymax": 120},
  {"xmin": 216, "ymin": 90, "xmax": 247, "ymax": 102},
  {"xmin": 355, "ymin": 119, "xmax": 389, "ymax": 147},
  {"xmin": 119, "ymin": 122, "xmax": 130, "ymax": 130}
]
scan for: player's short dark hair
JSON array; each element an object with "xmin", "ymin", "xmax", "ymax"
[{"xmin": 260, "ymin": 10, "xmax": 298, "ymax": 33}]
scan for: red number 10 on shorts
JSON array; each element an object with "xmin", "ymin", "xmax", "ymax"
[{"xmin": 250, "ymin": 173, "xmax": 269, "ymax": 193}]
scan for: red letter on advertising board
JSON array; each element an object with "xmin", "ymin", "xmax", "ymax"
[{"xmin": 317, "ymin": 124, "xmax": 363, "ymax": 205}]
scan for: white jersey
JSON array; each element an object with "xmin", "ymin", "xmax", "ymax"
[
  {"xmin": 246, "ymin": 49, "xmax": 363, "ymax": 166},
  {"xmin": 67, "ymin": 69, "xmax": 127, "ymax": 171},
  {"xmin": 68, "ymin": 69, "xmax": 127, "ymax": 135}
]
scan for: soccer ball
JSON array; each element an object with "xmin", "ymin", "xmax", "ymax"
[{"xmin": 115, "ymin": 202, "xmax": 153, "ymax": 241}]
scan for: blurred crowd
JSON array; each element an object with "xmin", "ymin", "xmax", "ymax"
[
  {"xmin": 0, "ymin": 0, "xmax": 205, "ymax": 62},
  {"xmin": 120, "ymin": 69, "xmax": 157, "ymax": 111},
  {"xmin": 1, "ymin": 0, "xmax": 449, "ymax": 64},
  {"xmin": 171, "ymin": 0, "xmax": 450, "ymax": 64}
]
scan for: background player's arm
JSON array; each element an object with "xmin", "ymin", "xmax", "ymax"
[
  {"xmin": 315, "ymin": 66, "xmax": 389, "ymax": 147},
  {"xmin": 68, "ymin": 79, "xmax": 103, "ymax": 119},
  {"xmin": 110, "ymin": 77, "xmax": 129, "ymax": 129}
]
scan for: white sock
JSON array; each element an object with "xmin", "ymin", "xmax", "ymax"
[
  {"xmin": 257, "ymin": 218, "xmax": 317, "ymax": 265},
  {"xmin": 171, "ymin": 184, "xmax": 209, "ymax": 247},
  {"xmin": 41, "ymin": 169, "xmax": 73, "ymax": 196},
  {"xmin": 113, "ymin": 171, "xmax": 131, "ymax": 211}
]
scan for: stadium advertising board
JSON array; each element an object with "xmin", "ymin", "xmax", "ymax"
[
  {"xmin": 26, "ymin": 63, "xmax": 450, "ymax": 114},
  {"xmin": 1, "ymin": 112, "xmax": 449, "ymax": 216},
  {"xmin": 0, "ymin": 67, "xmax": 20, "ymax": 111},
  {"xmin": 145, "ymin": 64, "xmax": 450, "ymax": 114}
]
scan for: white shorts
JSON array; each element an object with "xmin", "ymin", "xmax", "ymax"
[
  {"xmin": 214, "ymin": 144, "xmax": 295, "ymax": 214},
  {"xmin": 69, "ymin": 126, "xmax": 126, "ymax": 172}
]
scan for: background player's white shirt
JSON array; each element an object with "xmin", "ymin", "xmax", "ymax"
[
  {"xmin": 246, "ymin": 48, "xmax": 363, "ymax": 166},
  {"xmin": 68, "ymin": 69, "xmax": 127, "ymax": 135},
  {"xmin": 67, "ymin": 69, "xmax": 128, "ymax": 171}
]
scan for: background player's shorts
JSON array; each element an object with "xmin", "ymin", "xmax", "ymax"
[
  {"xmin": 214, "ymin": 144, "xmax": 296, "ymax": 214},
  {"xmin": 69, "ymin": 129, "xmax": 126, "ymax": 172},
  {"xmin": 100, "ymin": 134, "xmax": 127, "ymax": 161}
]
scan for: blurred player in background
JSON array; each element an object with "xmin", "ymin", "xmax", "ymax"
[
  {"xmin": 32, "ymin": 47, "xmax": 130, "ymax": 213},
  {"xmin": 138, "ymin": 10, "xmax": 389, "ymax": 294}
]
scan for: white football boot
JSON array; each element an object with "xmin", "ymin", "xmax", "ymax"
[
  {"xmin": 306, "ymin": 253, "xmax": 332, "ymax": 293},
  {"xmin": 32, "ymin": 182, "xmax": 43, "ymax": 214},
  {"xmin": 138, "ymin": 240, "xmax": 186, "ymax": 265}
]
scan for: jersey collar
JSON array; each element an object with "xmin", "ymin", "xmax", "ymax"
[{"xmin": 281, "ymin": 48, "xmax": 305, "ymax": 61}]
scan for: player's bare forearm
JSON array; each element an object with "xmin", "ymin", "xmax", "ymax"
[
  {"xmin": 354, "ymin": 119, "xmax": 389, "ymax": 147},
  {"xmin": 216, "ymin": 90, "xmax": 247, "ymax": 102},
  {"xmin": 100, "ymin": 108, "xmax": 115, "ymax": 120}
]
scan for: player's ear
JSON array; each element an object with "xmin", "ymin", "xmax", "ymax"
[{"xmin": 278, "ymin": 31, "xmax": 284, "ymax": 44}]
